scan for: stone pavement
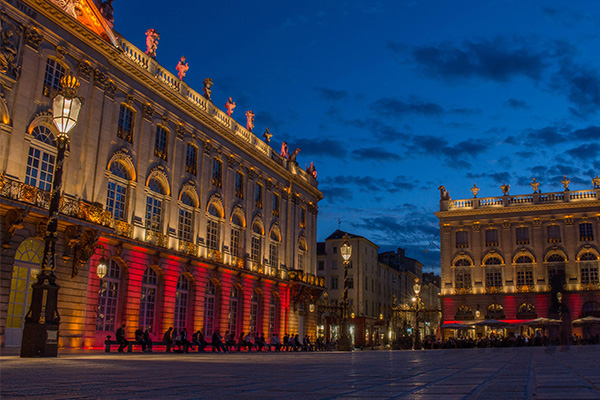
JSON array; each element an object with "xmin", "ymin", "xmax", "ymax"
[{"xmin": 2, "ymin": 346, "xmax": 600, "ymax": 399}]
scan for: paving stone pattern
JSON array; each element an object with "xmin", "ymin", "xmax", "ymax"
[{"xmin": 2, "ymin": 346, "xmax": 600, "ymax": 399}]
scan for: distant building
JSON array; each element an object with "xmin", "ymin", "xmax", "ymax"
[{"xmin": 435, "ymin": 181, "xmax": 600, "ymax": 339}]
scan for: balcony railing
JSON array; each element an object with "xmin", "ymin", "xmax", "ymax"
[
  {"xmin": 516, "ymin": 285, "xmax": 535, "ymax": 293},
  {"xmin": 179, "ymin": 240, "xmax": 198, "ymax": 256},
  {"xmin": 145, "ymin": 230, "xmax": 168, "ymax": 247},
  {"xmin": 287, "ymin": 269, "xmax": 326, "ymax": 287},
  {"xmin": 485, "ymin": 286, "xmax": 503, "ymax": 294}
]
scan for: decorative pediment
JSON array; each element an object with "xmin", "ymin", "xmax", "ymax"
[{"xmin": 49, "ymin": 0, "xmax": 119, "ymax": 47}]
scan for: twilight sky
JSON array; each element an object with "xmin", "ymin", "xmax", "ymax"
[{"xmin": 113, "ymin": 1, "xmax": 600, "ymax": 272}]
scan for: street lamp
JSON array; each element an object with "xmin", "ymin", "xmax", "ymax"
[
  {"xmin": 338, "ymin": 233, "xmax": 353, "ymax": 351},
  {"xmin": 21, "ymin": 75, "xmax": 83, "ymax": 358},
  {"xmin": 413, "ymin": 278, "xmax": 421, "ymax": 350},
  {"xmin": 557, "ymin": 291, "xmax": 563, "ymax": 345}
]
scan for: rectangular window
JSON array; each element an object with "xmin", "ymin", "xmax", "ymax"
[
  {"xmin": 272, "ymin": 193, "xmax": 280, "ymax": 217},
  {"xmin": 212, "ymin": 159, "xmax": 222, "ymax": 188},
  {"xmin": 43, "ymin": 58, "xmax": 66, "ymax": 96},
  {"xmin": 485, "ymin": 229, "xmax": 498, "ymax": 247},
  {"xmin": 269, "ymin": 242, "xmax": 279, "ymax": 268},
  {"xmin": 298, "ymin": 252, "xmax": 304, "ymax": 270},
  {"xmin": 25, "ymin": 147, "xmax": 55, "ymax": 191},
  {"xmin": 230, "ymin": 228, "xmax": 241, "ymax": 258},
  {"xmin": 365, "ymin": 276, "xmax": 368, "ymax": 291},
  {"xmin": 154, "ymin": 126, "xmax": 168, "ymax": 160},
  {"xmin": 255, "ymin": 183, "xmax": 263, "ymax": 208},
  {"xmin": 251, "ymin": 236, "xmax": 261, "ymax": 263},
  {"xmin": 517, "ymin": 267, "xmax": 534, "ymax": 286},
  {"xmin": 516, "ymin": 227, "xmax": 530, "ymax": 245},
  {"xmin": 178, "ymin": 208, "xmax": 193, "ymax": 242},
  {"xmin": 548, "ymin": 264, "xmax": 566, "ymax": 286},
  {"xmin": 455, "ymin": 269, "xmax": 472, "ymax": 289},
  {"xmin": 332, "ymin": 261, "xmax": 337, "ymax": 270},
  {"xmin": 547, "ymin": 225, "xmax": 562, "ymax": 243},
  {"xmin": 300, "ymin": 207, "xmax": 306, "ymax": 228},
  {"xmin": 485, "ymin": 268, "xmax": 502, "ymax": 287},
  {"xmin": 145, "ymin": 196, "xmax": 162, "ymax": 232},
  {"xmin": 106, "ymin": 181, "xmax": 126, "ymax": 221},
  {"xmin": 318, "ymin": 261, "xmax": 324, "ymax": 270},
  {"xmin": 456, "ymin": 231, "xmax": 469, "ymax": 248},
  {"xmin": 580, "ymin": 223, "xmax": 594, "ymax": 242},
  {"xmin": 331, "ymin": 276, "xmax": 338, "ymax": 290},
  {"xmin": 117, "ymin": 105, "xmax": 134, "ymax": 143},
  {"xmin": 206, "ymin": 219, "xmax": 219, "ymax": 250},
  {"xmin": 581, "ymin": 265, "xmax": 599, "ymax": 284},
  {"xmin": 185, "ymin": 144, "xmax": 197, "ymax": 175},
  {"xmin": 235, "ymin": 171, "xmax": 244, "ymax": 199}
]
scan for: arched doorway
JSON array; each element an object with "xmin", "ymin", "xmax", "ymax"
[{"xmin": 6, "ymin": 238, "xmax": 45, "ymax": 347}]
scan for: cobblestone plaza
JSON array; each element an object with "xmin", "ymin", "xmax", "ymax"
[{"xmin": 2, "ymin": 346, "xmax": 600, "ymax": 399}]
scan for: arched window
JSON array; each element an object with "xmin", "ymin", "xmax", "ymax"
[
  {"xmin": 174, "ymin": 275, "xmax": 190, "ymax": 332},
  {"xmin": 250, "ymin": 290, "xmax": 260, "ymax": 336},
  {"xmin": 580, "ymin": 252, "xmax": 599, "ymax": 285},
  {"xmin": 230, "ymin": 213, "xmax": 244, "ymax": 259},
  {"xmin": 486, "ymin": 304, "xmax": 504, "ymax": 319},
  {"xmin": 106, "ymin": 161, "xmax": 130, "ymax": 221},
  {"xmin": 117, "ymin": 104, "xmax": 135, "ymax": 143},
  {"xmin": 145, "ymin": 178, "xmax": 165, "ymax": 233},
  {"xmin": 42, "ymin": 58, "xmax": 66, "ymax": 96},
  {"xmin": 251, "ymin": 221, "xmax": 263, "ymax": 264},
  {"xmin": 203, "ymin": 281, "xmax": 217, "ymax": 335},
  {"xmin": 547, "ymin": 254, "xmax": 566, "ymax": 287},
  {"xmin": 515, "ymin": 255, "xmax": 534, "ymax": 287},
  {"xmin": 25, "ymin": 125, "xmax": 57, "ymax": 191},
  {"xmin": 178, "ymin": 192, "xmax": 194, "ymax": 242},
  {"xmin": 517, "ymin": 303, "xmax": 536, "ymax": 319},
  {"xmin": 206, "ymin": 203, "xmax": 222, "ymax": 251},
  {"xmin": 455, "ymin": 305, "xmax": 473, "ymax": 320},
  {"xmin": 268, "ymin": 295, "xmax": 278, "ymax": 337},
  {"xmin": 97, "ymin": 260, "xmax": 122, "ymax": 332},
  {"xmin": 227, "ymin": 287, "xmax": 240, "ymax": 338},
  {"xmin": 453, "ymin": 258, "xmax": 471, "ymax": 290},
  {"xmin": 139, "ymin": 268, "xmax": 159, "ymax": 331},
  {"xmin": 581, "ymin": 301, "xmax": 600, "ymax": 318}
]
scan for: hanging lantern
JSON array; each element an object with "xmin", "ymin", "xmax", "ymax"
[{"xmin": 96, "ymin": 257, "xmax": 108, "ymax": 279}]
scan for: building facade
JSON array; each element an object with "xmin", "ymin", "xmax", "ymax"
[
  {"xmin": 436, "ymin": 181, "xmax": 600, "ymax": 338},
  {"xmin": 0, "ymin": 0, "xmax": 324, "ymax": 349}
]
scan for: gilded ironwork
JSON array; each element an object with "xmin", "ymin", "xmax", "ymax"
[
  {"xmin": 113, "ymin": 221, "xmax": 133, "ymax": 238},
  {"xmin": 145, "ymin": 230, "xmax": 167, "ymax": 247}
]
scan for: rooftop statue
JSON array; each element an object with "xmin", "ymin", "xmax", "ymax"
[
  {"xmin": 225, "ymin": 97, "xmax": 236, "ymax": 117},
  {"xmin": 437, "ymin": 185, "xmax": 450, "ymax": 201},
  {"xmin": 0, "ymin": 19, "xmax": 18, "ymax": 76},
  {"xmin": 100, "ymin": 0, "xmax": 114, "ymax": 27},
  {"xmin": 280, "ymin": 141, "xmax": 289, "ymax": 159},
  {"xmin": 530, "ymin": 178, "xmax": 540, "ymax": 193},
  {"xmin": 500, "ymin": 183, "xmax": 510, "ymax": 196},
  {"xmin": 203, "ymin": 78, "xmax": 213, "ymax": 100},
  {"xmin": 176, "ymin": 56, "xmax": 189, "ymax": 80},
  {"xmin": 263, "ymin": 127, "xmax": 273, "ymax": 144},
  {"xmin": 593, "ymin": 175, "xmax": 600, "ymax": 189},
  {"xmin": 561, "ymin": 175, "xmax": 570, "ymax": 191},
  {"xmin": 145, "ymin": 29, "xmax": 159, "ymax": 58},
  {"xmin": 245, "ymin": 110, "xmax": 255, "ymax": 132},
  {"xmin": 289, "ymin": 148, "xmax": 300, "ymax": 163},
  {"xmin": 306, "ymin": 162, "xmax": 317, "ymax": 179},
  {"xmin": 470, "ymin": 183, "xmax": 479, "ymax": 198}
]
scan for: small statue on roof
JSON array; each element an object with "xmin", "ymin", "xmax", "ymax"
[
  {"xmin": 306, "ymin": 162, "xmax": 317, "ymax": 179},
  {"xmin": 245, "ymin": 110, "xmax": 255, "ymax": 132},
  {"xmin": 437, "ymin": 185, "xmax": 450, "ymax": 201},
  {"xmin": 176, "ymin": 56, "xmax": 189, "ymax": 80},
  {"xmin": 289, "ymin": 148, "xmax": 300, "ymax": 163},
  {"xmin": 100, "ymin": 0, "xmax": 114, "ymax": 27},
  {"xmin": 263, "ymin": 127, "xmax": 273, "ymax": 144},
  {"xmin": 203, "ymin": 78, "xmax": 213, "ymax": 100},
  {"xmin": 561, "ymin": 175, "xmax": 570, "ymax": 191},
  {"xmin": 530, "ymin": 178, "xmax": 540, "ymax": 193},
  {"xmin": 280, "ymin": 141, "xmax": 289, "ymax": 159},
  {"xmin": 500, "ymin": 183, "xmax": 510, "ymax": 196},
  {"xmin": 225, "ymin": 97, "xmax": 236, "ymax": 117},
  {"xmin": 470, "ymin": 183, "xmax": 479, "ymax": 198},
  {"xmin": 593, "ymin": 175, "xmax": 600, "ymax": 189},
  {"xmin": 145, "ymin": 29, "xmax": 159, "ymax": 58}
]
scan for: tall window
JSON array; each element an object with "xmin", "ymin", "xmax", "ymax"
[
  {"xmin": 139, "ymin": 268, "xmax": 158, "ymax": 331},
  {"xmin": 206, "ymin": 204, "xmax": 221, "ymax": 251},
  {"xmin": 547, "ymin": 225, "xmax": 561, "ymax": 243},
  {"xmin": 185, "ymin": 143, "xmax": 197, "ymax": 175},
  {"xmin": 516, "ymin": 256, "xmax": 534, "ymax": 286},
  {"xmin": 117, "ymin": 104, "xmax": 135, "ymax": 143},
  {"xmin": 485, "ymin": 267, "xmax": 502, "ymax": 288},
  {"xmin": 154, "ymin": 125, "xmax": 168, "ymax": 160},
  {"xmin": 228, "ymin": 287, "xmax": 240, "ymax": 338},
  {"xmin": 106, "ymin": 162, "xmax": 129, "ymax": 221},
  {"xmin": 298, "ymin": 238, "xmax": 307, "ymax": 270},
  {"xmin": 251, "ymin": 221, "xmax": 262, "ymax": 263},
  {"xmin": 96, "ymin": 260, "xmax": 121, "ymax": 332},
  {"xmin": 454, "ymin": 259, "xmax": 471, "ymax": 289},
  {"xmin": 42, "ymin": 58, "xmax": 66, "ymax": 96},
  {"xmin": 269, "ymin": 295, "xmax": 278, "ymax": 336},
  {"xmin": 269, "ymin": 229, "xmax": 280, "ymax": 268},
  {"xmin": 455, "ymin": 231, "xmax": 468, "ymax": 248},
  {"xmin": 178, "ymin": 192, "xmax": 194, "ymax": 242},
  {"xmin": 348, "ymin": 275, "xmax": 354, "ymax": 289},
  {"xmin": 516, "ymin": 227, "xmax": 530, "ymax": 245},
  {"xmin": 300, "ymin": 207, "xmax": 306, "ymax": 228},
  {"xmin": 581, "ymin": 253, "xmax": 599, "ymax": 285},
  {"xmin": 212, "ymin": 158, "xmax": 222, "ymax": 188},
  {"xmin": 547, "ymin": 254, "xmax": 566, "ymax": 286},
  {"xmin": 235, "ymin": 171, "xmax": 244, "ymax": 199},
  {"xmin": 174, "ymin": 275, "xmax": 189, "ymax": 332},
  {"xmin": 272, "ymin": 192, "xmax": 280, "ymax": 217},
  {"xmin": 250, "ymin": 291, "xmax": 259, "ymax": 336},
  {"xmin": 485, "ymin": 229, "xmax": 498, "ymax": 247},
  {"xmin": 25, "ymin": 126, "xmax": 57, "ymax": 191},
  {"xmin": 203, "ymin": 281, "xmax": 217, "ymax": 336},
  {"xmin": 331, "ymin": 276, "xmax": 338, "ymax": 290},
  {"xmin": 145, "ymin": 178, "xmax": 165, "ymax": 233},
  {"xmin": 580, "ymin": 223, "xmax": 594, "ymax": 241},
  {"xmin": 255, "ymin": 182, "xmax": 263, "ymax": 208},
  {"xmin": 230, "ymin": 213, "xmax": 243, "ymax": 258}
]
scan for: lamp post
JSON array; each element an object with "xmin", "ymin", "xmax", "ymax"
[
  {"xmin": 338, "ymin": 233, "xmax": 353, "ymax": 351},
  {"xmin": 557, "ymin": 291, "xmax": 563, "ymax": 345},
  {"xmin": 413, "ymin": 278, "xmax": 421, "ymax": 350},
  {"xmin": 21, "ymin": 75, "xmax": 83, "ymax": 357}
]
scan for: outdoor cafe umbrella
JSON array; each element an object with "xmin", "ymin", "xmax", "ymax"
[
  {"xmin": 440, "ymin": 322, "xmax": 474, "ymax": 329},
  {"xmin": 571, "ymin": 316, "xmax": 600, "ymax": 325},
  {"xmin": 473, "ymin": 319, "xmax": 509, "ymax": 328},
  {"xmin": 523, "ymin": 317, "xmax": 562, "ymax": 328}
]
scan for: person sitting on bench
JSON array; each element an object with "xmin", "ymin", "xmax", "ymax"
[{"xmin": 116, "ymin": 323, "xmax": 128, "ymax": 353}]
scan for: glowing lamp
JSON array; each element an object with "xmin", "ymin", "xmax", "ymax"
[
  {"xmin": 340, "ymin": 234, "xmax": 352, "ymax": 262},
  {"xmin": 52, "ymin": 75, "xmax": 82, "ymax": 137},
  {"xmin": 96, "ymin": 257, "xmax": 108, "ymax": 279},
  {"xmin": 309, "ymin": 303, "xmax": 315, "ymax": 313},
  {"xmin": 413, "ymin": 278, "xmax": 421, "ymax": 296}
]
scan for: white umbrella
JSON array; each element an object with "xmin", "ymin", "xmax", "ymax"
[{"xmin": 572, "ymin": 316, "xmax": 600, "ymax": 325}]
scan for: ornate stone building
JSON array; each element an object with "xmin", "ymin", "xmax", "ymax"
[
  {"xmin": 0, "ymin": 0, "xmax": 324, "ymax": 349},
  {"xmin": 436, "ymin": 180, "xmax": 600, "ymax": 337}
]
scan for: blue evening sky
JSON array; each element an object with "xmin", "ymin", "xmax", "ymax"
[{"xmin": 113, "ymin": 1, "xmax": 600, "ymax": 272}]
